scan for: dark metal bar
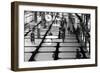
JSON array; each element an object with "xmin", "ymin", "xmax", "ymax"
[{"xmin": 24, "ymin": 21, "xmax": 42, "ymax": 36}]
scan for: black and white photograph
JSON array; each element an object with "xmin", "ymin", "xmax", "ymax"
[
  {"xmin": 24, "ymin": 11, "xmax": 91, "ymax": 61},
  {"xmin": 11, "ymin": 1, "xmax": 97, "ymax": 71}
]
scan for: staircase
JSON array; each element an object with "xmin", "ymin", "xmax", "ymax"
[{"xmin": 24, "ymin": 21, "xmax": 89, "ymax": 61}]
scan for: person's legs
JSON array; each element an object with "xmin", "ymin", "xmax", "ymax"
[
  {"xmin": 62, "ymin": 33, "xmax": 64, "ymax": 43},
  {"xmin": 33, "ymin": 38, "xmax": 35, "ymax": 44}
]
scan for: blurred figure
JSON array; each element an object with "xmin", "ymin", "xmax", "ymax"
[
  {"xmin": 59, "ymin": 27, "xmax": 62, "ymax": 39},
  {"xmin": 62, "ymin": 27, "xmax": 65, "ymax": 42},
  {"xmin": 60, "ymin": 17, "xmax": 66, "ymax": 42},
  {"xmin": 37, "ymin": 27, "xmax": 40, "ymax": 39},
  {"xmin": 30, "ymin": 28, "xmax": 35, "ymax": 44}
]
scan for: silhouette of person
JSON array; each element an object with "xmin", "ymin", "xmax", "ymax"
[
  {"xmin": 30, "ymin": 29, "xmax": 35, "ymax": 44},
  {"xmin": 62, "ymin": 27, "xmax": 65, "ymax": 42},
  {"xmin": 59, "ymin": 27, "xmax": 61, "ymax": 39},
  {"xmin": 37, "ymin": 27, "xmax": 40, "ymax": 39}
]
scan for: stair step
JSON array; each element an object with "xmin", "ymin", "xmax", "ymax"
[
  {"xmin": 58, "ymin": 53, "xmax": 77, "ymax": 58},
  {"xmin": 59, "ymin": 47, "xmax": 80, "ymax": 51},
  {"xmin": 24, "ymin": 53, "xmax": 32, "ymax": 61},
  {"xmin": 25, "ymin": 47, "xmax": 36, "ymax": 52},
  {"xmin": 39, "ymin": 47, "xmax": 56, "ymax": 52},
  {"xmin": 34, "ymin": 53, "xmax": 54, "ymax": 61},
  {"xmin": 60, "ymin": 43, "xmax": 80, "ymax": 46}
]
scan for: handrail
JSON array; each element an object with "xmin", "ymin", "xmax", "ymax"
[
  {"xmin": 75, "ymin": 13, "xmax": 90, "ymax": 38},
  {"xmin": 29, "ymin": 20, "xmax": 54, "ymax": 61},
  {"xmin": 24, "ymin": 21, "xmax": 42, "ymax": 36},
  {"xmin": 24, "ymin": 20, "xmax": 34, "ymax": 28}
]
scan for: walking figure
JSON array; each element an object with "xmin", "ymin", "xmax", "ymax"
[
  {"xmin": 37, "ymin": 28, "xmax": 40, "ymax": 39},
  {"xmin": 30, "ymin": 30, "xmax": 35, "ymax": 44},
  {"xmin": 59, "ymin": 27, "xmax": 61, "ymax": 39},
  {"xmin": 62, "ymin": 27, "xmax": 65, "ymax": 42}
]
